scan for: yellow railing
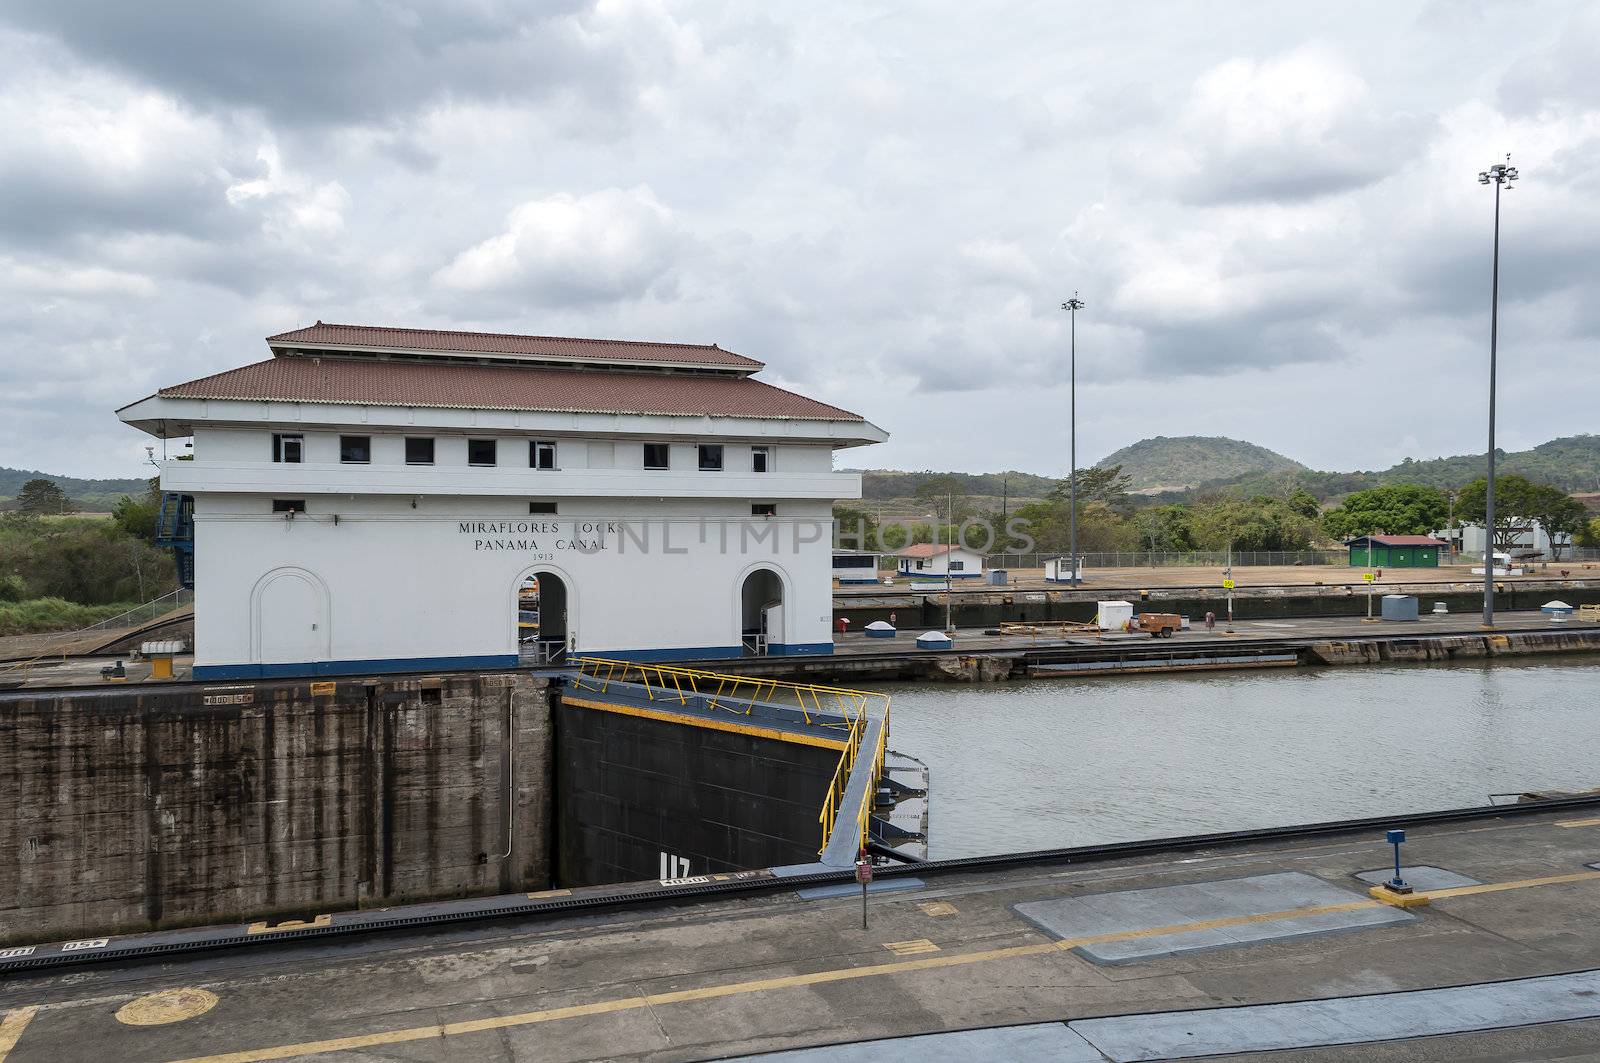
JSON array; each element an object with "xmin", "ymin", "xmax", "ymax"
[
  {"xmin": 570, "ymin": 657, "xmax": 882, "ymax": 732},
  {"xmin": 568, "ymin": 657, "xmax": 890, "ymax": 858}
]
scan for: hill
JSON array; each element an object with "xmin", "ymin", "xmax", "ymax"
[
  {"xmin": 0, "ymin": 467, "xmax": 151, "ymax": 512},
  {"xmin": 849, "ymin": 469, "xmax": 1058, "ymax": 502},
  {"xmin": 1172, "ymin": 434, "xmax": 1600, "ymax": 500},
  {"xmin": 1095, "ymin": 436, "xmax": 1305, "ymax": 492}
]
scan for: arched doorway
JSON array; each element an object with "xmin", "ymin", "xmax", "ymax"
[
  {"xmin": 516, "ymin": 571, "xmax": 569, "ymax": 664},
  {"xmin": 252, "ymin": 567, "xmax": 330, "ymax": 665},
  {"xmin": 738, "ymin": 568, "xmax": 784, "ymax": 656}
]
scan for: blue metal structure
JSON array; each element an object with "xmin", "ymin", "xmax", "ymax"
[{"xmin": 155, "ymin": 492, "xmax": 195, "ymax": 589}]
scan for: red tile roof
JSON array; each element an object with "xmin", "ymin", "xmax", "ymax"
[
  {"xmin": 896, "ymin": 543, "xmax": 973, "ymax": 557},
  {"xmin": 1351, "ymin": 534, "xmax": 1449, "ymax": 546},
  {"xmin": 266, "ymin": 322, "xmax": 761, "ymax": 370},
  {"xmin": 156, "ymin": 357, "xmax": 865, "ymax": 422}
]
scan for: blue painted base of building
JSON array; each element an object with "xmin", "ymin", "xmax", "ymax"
[
  {"xmin": 193, "ymin": 642, "xmax": 837, "ymax": 679},
  {"xmin": 589, "ymin": 642, "xmax": 835, "ymax": 662},
  {"xmin": 835, "ymin": 578, "xmax": 880, "ymax": 585},
  {"xmin": 193, "ymin": 653, "xmax": 519, "ymax": 680}
]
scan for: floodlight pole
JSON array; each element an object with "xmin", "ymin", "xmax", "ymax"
[
  {"xmin": 1478, "ymin": 158, "xmax": 1517, "ymax": 628},
  {"xmin": 1061, "ymin": 294, "xmax": 1085, "ymax": 587}
]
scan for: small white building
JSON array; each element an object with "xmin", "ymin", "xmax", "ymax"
[
  {"xmin": 1043, "ymin": 557, "xmax": 1084, "ymax": 583},
  {"xmin": 831, "ymin": 552, "xmax": 882, "ymax": 585},
  {"xmin": 117, "ymin": 322, "xmax": 887, "ymax": 678},
  {"xmin": 895, "ymin": 543, "xmax": 986, "ymax": 579}
]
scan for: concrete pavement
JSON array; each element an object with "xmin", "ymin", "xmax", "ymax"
[{"xmin": 3, "ymin": 807, "xmax": 1600, "ymax": 1061}]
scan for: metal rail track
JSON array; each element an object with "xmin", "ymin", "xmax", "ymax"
[{"xmin": 5, "ymin": 792, "xmax": 1600, "ymax": 978}]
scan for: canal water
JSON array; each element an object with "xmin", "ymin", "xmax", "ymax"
[{"xmin": 877, "ymin": 657, "xmax": 1600, "ymax": 859}]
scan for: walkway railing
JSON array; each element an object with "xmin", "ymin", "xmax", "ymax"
[
  {"xmin": 568, "ymin": 657, "xmax": 891, "ymax": 857},
  {"xmin": 79, "ymin": 588, "xmax": 193, "ymax": 633}
]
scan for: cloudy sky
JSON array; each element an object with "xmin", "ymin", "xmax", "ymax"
[{"xmin": 2, "ymin": 0, "xmax": 1597, "ymax": 481}]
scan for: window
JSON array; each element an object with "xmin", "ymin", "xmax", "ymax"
[
  {"xmin": 405, "ymin": 437, "xmax": 434, "ymax": 465},
  {"xmin": 528, "ymin": 501, "xmax": 558, "ymax": 515},
  {"xmin": 915, "ymin": 560, "xmax": 925, "ymax": 570},
  {"xmin": 643, "ymin": 443, "xmax": 670, "ymax": 470},
  {"xmin": 698, "ymin": 444, "xmax": 724, "ymax": 471},
  {"xmin": 948, "ymin": 560, "xmax": 965, "ymax": 572},
  {"xmin": 751, "ymin": 445, "xmax": 771, "ymax": 473},
  {"xmin": 271, "ymin": 499, "xmax": 306, "ymax": 514},
  {"xmin": 340, "ymin": 435, "xmax": 370, "ymax": 463},
  {"xmin": 468, "ymin": 439, "xmax": 497, "ymax": 466},
  {"xmin": 531, "ymin": 440, "xmax": 557, "ymax": 470},
  {"xmin": 272, "ymin": 433, "xmax": 303, "ymax": 464},
  {"xmin": 751, "ymin": 503, "xmax": 777, "ymax": 517}
]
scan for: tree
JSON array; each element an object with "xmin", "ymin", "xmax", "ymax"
[
  {"xmin": 1457, "ymin": 475, "xmax": 1584, "ymax": 557},
  {"xmin": 1529, "ymin": 490, "xmax": 1588, "ymax": 561},
  {"xmin": 16, "ymin": 478, "xmax": 72, "ymax": 515},
  {"xmin": 1047, "ymin": 465, "xmax": 1133, "ymax": 511},
  {"xmin": 1286, "ymin": 487, "xmax": 1321, "ymax": 519},
  {"xmin": 1578, "ymin": 518, "xmax": 1600, "ymax": 550},
  {"xmin": 1321, "ymin": 484, "xmax": 1448, "ymax": 540},
  {"xmin": 1189, "ymin": 497, "xmax": 1321, "ymax": 552},
  {"xmin": 112, "ymin": 478, "xmax": 162, "ymax": 540},
  {"xmin": 1133, "ymin": 505, "xmax": 1195, "ymax": 554}
]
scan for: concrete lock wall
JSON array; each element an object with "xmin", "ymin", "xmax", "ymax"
[
  {"xmin": 0, "ymin": 672, "xmax": 552, "ymax": 944},
  {"xmin": 555, "ymin": 697, "xmax": 840, "ymax": 887}
]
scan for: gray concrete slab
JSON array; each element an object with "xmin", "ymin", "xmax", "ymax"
[
  {"xmin": 1013, "ymin": 871, "xmax": 1414, "ymax": 964},
  {"xmin": 1071, "ymin": 968, "xmax": 1600, "ymax": 1061},
  {"xmin": 794, "ymin": 878, "xmax": 925, "ymax": 900},
  {"xmin": 1353, "ymin": 865, "xmax": 1481, "ymax": 890},
  {"xmin": 720, "ymin": 1022, "xmax": 1107, "ymax": 1061}
]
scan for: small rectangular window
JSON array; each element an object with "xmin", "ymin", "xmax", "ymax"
[
  {"xmin": 339, "ymin": 435, "xmax": 370, "ymax": 463},
  {"xmin": 405, "ymin": 437, "xmax": 434, "ymax": 465},
  {"xmin": 272, "ymin": 433, "xmax": 304, "ymax": 464},
  {"xmin": 272, "ymin": 499, "xmax": 306, "ymax": 513},
  {"xmin": 531, "ymin": 440, "xmax": 557, "ymax": 470},
  {"xmin": 751, "ymin": 446, "xmax": 770, "ymax": 473},
  {"xmin": 751, "ymin": 503, "xmax": 776, "ymax": 516},
  {"xmin": 698, "ymin": 444, "xmax": 724, "ymax": 471},
  {"xmin": 643, "ymin": 443, "xmax": 670, "ymax": 470},
  {"xmin": 948, "ymin": 560, "xmax": 965, "ymax": 572},
  {"xmin": 468, "ymin": 439, "xmax": 497, "ymax": 466},
  {"xmin": 528, "ymin": 501, "xmax": 558, "ymax": 515}
]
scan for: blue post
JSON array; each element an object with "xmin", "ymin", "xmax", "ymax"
[{"xmin": 1386, "ymin": 829, "xmax": 1407, "ymax": 890}]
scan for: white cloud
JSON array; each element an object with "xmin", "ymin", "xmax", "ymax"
[{"xmin": 433, "ymin": 185, "xmax": 685, "ymax": 304}]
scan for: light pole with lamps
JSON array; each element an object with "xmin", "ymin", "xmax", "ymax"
[
  {"xmin": 1478, "ymin": 157, "xmax": 1517, "ymax": 628},
  {"xmin": 1061, "ymin": 294, "xmax": 1085, "ymax": 587}
]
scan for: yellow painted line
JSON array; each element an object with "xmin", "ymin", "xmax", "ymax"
[
  {"xmin": 0, "ymin": 1006, "xmax": 38, "ymax": 1063},
  {"xmin": 1556, "ymin": 817, "xmax": 1600, "ymax": 828},
  {"xmin": 562, "ymin": 695, "xmax": 849, "ymax": 751},
  {"xmin": 883, "ymin": 938, "xmax": 940, "ymax": 956},
  {"xmin": 1417, "ymin": 869, "xmax": 1600, "ymax": 900},
  {"xmin": 164, "ymin": 869, "xmax": 1600, "ymax": 1063}
]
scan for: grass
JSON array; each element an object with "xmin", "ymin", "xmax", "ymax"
[{"xmin": 0, "ymin": 597, "xmax": 143, "ymax": 636}]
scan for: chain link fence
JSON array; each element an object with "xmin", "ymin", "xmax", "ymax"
[{"xmin": 982, "ymin": 550, "xmax": 1348, "ymax": 570}]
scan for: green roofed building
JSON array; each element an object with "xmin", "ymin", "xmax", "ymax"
[{"xmin": 1346, "ymin": 534, "xmax": 1448, "ymax": 568}]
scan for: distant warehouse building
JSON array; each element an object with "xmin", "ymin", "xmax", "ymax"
[
  {"xmin": 117, "ymin": 322, "xmax": 887, "ymax": 677},
  {"xmin": 1346, "ymin": 534, "xmax": 1448, "ymax": 568}
]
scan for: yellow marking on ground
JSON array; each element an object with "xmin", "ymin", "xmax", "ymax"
[
  {"xmin": 1555, "ymin": 817, "xmax": 1600, "ymax": 828},
  {"xmin": 163, "ymin": 868, "xmax": 1600, "ymax": 1063},
  {"xmin": 918, "ymin": 900, "xmax": 958, "ymax": 917},
  {"xmin": 247, "ymin": 914, "xmax": 331, "ymax": 935},
  {"xmin": 116, "ymin": 988, "xmax": 219, "ymax": 1026},
  {"xmin": 561, "ymin": 695, "xmax": 848, "ymax": 751},
  {"xmin": 1418, "ymin": 869, "xmax": 1600, "ymax": 900},
  {"xmin": 527, "ymin": 888, "xmax": 572, "ymax": 899},
  {"xmin": 883, "ymin": 938, "xmax": 940, "ymax": 955},
  {"xmin": 0, "ymin": 1006, "xmax": 38, "ymax": 1063}
]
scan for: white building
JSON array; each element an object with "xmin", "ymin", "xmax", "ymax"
[
  {"xmin": 117, "ymin": 323, "xmax": 887, "ymax": 679},
  {"xmin": 895, "ymin": 543, "xmax": 986, "ymax": 579},
  {"xmin": 831, "ymin": 552, "xmax": 883, "ymax": 585},
  {"xmin": 1436, "ymin": 521, "xmax": 1571, "ymax": 559}
]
